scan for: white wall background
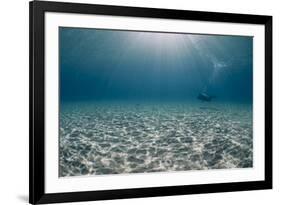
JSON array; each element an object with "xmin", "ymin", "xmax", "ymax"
[{"xmin": 0, "ymin": 0, "xmax": 279, "ymax": 204}]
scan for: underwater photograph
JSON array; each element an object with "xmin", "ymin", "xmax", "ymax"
[{"xmin": 59, "ymin": 27, "xmax": 253, "ymax": 177}]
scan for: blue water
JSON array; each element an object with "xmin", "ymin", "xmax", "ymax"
[
  {"xmin": 60, "ymin": 28, "xmax": 252, "ymax": 104},
  {"xmin": 59, "ymin": 27, "xmax": 253, "ymax": 177}
]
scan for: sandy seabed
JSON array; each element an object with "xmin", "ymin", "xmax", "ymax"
[{"xmin": 59, "ymin": 102, "xmax": 253, "ymax": 177}]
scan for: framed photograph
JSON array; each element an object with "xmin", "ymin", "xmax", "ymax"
[{"xmin": 29, "ymin": 1, "xmax": 272, "ymax": 204}]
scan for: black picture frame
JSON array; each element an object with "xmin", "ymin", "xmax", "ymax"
[{"xmin": 29, "ymin": 1, "xmax": 272, "ymax": 204}]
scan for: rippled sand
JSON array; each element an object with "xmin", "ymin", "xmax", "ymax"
[{"xmin": 59, "ymin": 102, "xmax": 253, "ymax": 177}]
